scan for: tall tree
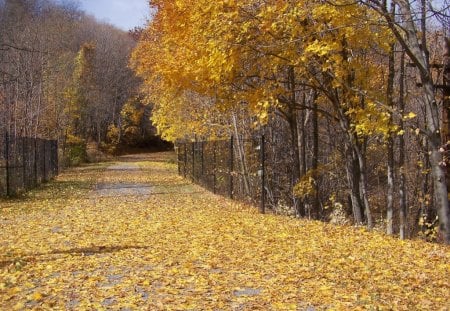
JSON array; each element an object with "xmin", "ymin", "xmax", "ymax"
[{"xmin": 360, "ymin": 0, "xmax": 450, "ymax": 243}]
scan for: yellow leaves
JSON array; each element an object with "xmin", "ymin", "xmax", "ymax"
[
  {"xmin": 293, "ymin": 166, "xmax": 328, "ymax": 199},
  {"xmin": 312, "ymin": 3, "xmax": 339, "ymax": 20},
  {"xmin": 222, "ymin": 0, "xmax": 236, "ymax": 7},
  {"xmin": 293, "ymin": 174, "xmax": 316, "ymax": 199},
  {"xmin": 271, "ymin": 302, "xmax": 298, "ymax": 310},
  {"xmin": 174, "ymin": 0, "xmax": 186, "ymax": 9},
  {"xmin": 318, "ymin": 284, "xmax": 334, "ymax": 297},
  {"xmin": 142, "ymin": 280, "xmax": 150, "ymax": 286},
  {"xmin": 403, "ymin": 111, "xmax": 417, "ymax": 120},
  {"xmin": 132, "ymin": 0, "xmax": 396, "ymax": 143},
  {"xmin": 8, "ymin": 286, "xmax": 21, "ymax": 295},
  {"xmin": 30, "ymin": 291, "xmax": 43, "ymax": 301},
  {"xmin": 305, "ymin": 39, "xmax": 333, "ymax": 57},
  {"xmin": 12, "ymin": 302, "xmax": 25, "ymax": 310},
  {"xmin": 150, "ymin": 89, "xmax": 232, "ymax": 141},
  {"xmin": 254, "ymin": 99, "xmax": 273, "ymax": 124},
  {"xmin": 346, "ymin": 102, "xmax": 395, "ymax": 138},
  {"xmin": 1, "ymin": 148, "xmax": 449, "ymax": 310}
]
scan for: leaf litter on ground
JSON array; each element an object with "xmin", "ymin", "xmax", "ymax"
[{"xmin": 0, "ymin": 152, "xmax": 449, "ymax": 310}]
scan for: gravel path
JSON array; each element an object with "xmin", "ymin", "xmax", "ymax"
[{"xmin": 91, "ymin": 163, "xmax": 154, "ymax": 197}]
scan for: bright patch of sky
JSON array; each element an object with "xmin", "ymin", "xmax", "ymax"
[{"xmin": 77, "ymin": 0, "xmax": 150, "ymax": 31}]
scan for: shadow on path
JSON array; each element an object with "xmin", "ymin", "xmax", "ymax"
[{"xmin": 0, "ymin": 245, "xmax": 150, "ymax": 268}]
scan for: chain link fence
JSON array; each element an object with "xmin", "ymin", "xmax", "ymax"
[
  {"xmin": 177, "ymin": 136, "xmax": 299, "ymax": 213},
  {"xmin": 0, "ymin": 132, "xmax": 58, "ymax": 197}
]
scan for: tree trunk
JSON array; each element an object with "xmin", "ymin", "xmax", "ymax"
[
  {"xmin": 296, "ymin": 90, "xmax": 308, "ymax": 217},
  {"xmin": 441, "ymin": 36, "xmax": 450, "ymax": 241},
  {"xmin": 398, "ymin": 51, "xmax": 408, "ymax": 240},
  {"xmin": 288, "ymin": 67, "xmax": 301, "ymax": 183},
  {"xmin": 299, "ymin": 92, "xmax": 307, "ymax": 178},
  {"xmin": 395, "ymin": 0, "xmax": 450, "ymax": 244},
  {"xmin": 387, "ymin": 137, "xmax": 395, "ymax": 234},
  {"xmin": 386, "ymin": 4, "xmax": 396, "ymax": 234},
  {"xmin": 355, "ymin": 138, "xmax": 373, "ymax": 228},
  {"xmin": 289, "ymin": 114, "xmax": 301, "ymax": 195},
  {"xmin": 312, "ymin": 92, "xmax": 320, "ymax": 218},
  {"xmin": 344, "ymin": 141, "xmax": 364, "ymax": 225}
]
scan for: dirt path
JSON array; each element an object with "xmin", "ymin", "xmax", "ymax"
[
  {"xmin": 93, "ymin": 162, "xmax": 153, "ymax": 197},
  {"xmin": 0, "ymin": 152, "xmax": 449, "ymax": 310}
]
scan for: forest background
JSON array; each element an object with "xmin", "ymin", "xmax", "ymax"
[
  {"xmin": 0, "ymin": 0, "xmax": 166, "ymax": 167},
  {"xmin": 1, "ymin": 0, "xmax": 449, "ymax": 243}
]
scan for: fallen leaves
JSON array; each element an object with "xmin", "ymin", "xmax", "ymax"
[{"xmin": 0, "ymin": 152, "xmax": 449, "ymax": 310}]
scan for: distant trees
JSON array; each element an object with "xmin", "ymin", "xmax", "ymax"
[
  {"xmin": 0, "ymin": 0, "xmax": 145, "ymax": 165},
  {"xmin": 132, "ymin": 0, "xmax": 449, "ymax": 243},
  {"xmin": 1, "ymin": 0, "xmax": 81, "ymax": 138},
  {"xmin": 105, "ymin": 96, "xmax": 158, "ymax": 152}
]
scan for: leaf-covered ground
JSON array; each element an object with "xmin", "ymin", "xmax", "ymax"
[{"xmin": 0, "ymin": 152, "xmax": 449, "ymax": 310}]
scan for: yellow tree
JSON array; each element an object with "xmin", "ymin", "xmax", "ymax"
[
  {"xmin": 65, "ymin": 42, "xmax": 96, "ymax": 140},
  {"xmin": 133, "ymin": 0, "xmax": 401, "ymax": 226}
]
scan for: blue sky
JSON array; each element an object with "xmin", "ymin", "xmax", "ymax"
[{"xmin": 78, "ymin": 0, "xmax": 150, "ymax": 30}]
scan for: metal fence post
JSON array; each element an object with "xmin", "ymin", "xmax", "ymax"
[
  {"xmin": 260, "ymin": 135, "xmax": 266, "ymax": 214},
  {"xmin": 22, "ymin": 137, "xmax": 26, "ymax": 190},
  {"xmin": 5, "ymin": 131, "xmax": 9, "ymax": 196},
  {"xmin": 184, "ymin": 143, "xmax": 187, "ymax": 178},
  {"xmin": 50, "ymin": 140, "xmax": 55, "ymax": 178},
  {"xmin": 201, "ymin": 141, "xmax": 204, "ymax": 180},
  {"xmin": 49, "ymin": 140, "xmax": 53, "ymax": 178},
  {"xmin": 192, "ymin": 142, "xmax": 195, "ymax": 181},
  {"xmin": 37, "ymin": 139, "xmax": 42, "ymax": 183},
  {"xmin": 177, "ymin": 145, "xmax": 181, "ymax": 176},
  {"xmin": 213, "ymin": 141, "xmax": 216, "ymax": 194},
  {"xmin": 229, "ymin": 136, "xmax": 234, "ymax": 199},
  {"xmin": 33, "ymin": 138, "xmax": 37, "ymax": 186},
  {"xmin": 43, "ymin": 139, "xmax": 47, "ymax": 182},
  {"xmin": 54, "ymin": 140, "xmax": 59, "ymax": 176}
]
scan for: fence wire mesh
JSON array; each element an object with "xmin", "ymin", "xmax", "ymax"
[
  {"xmin": 177, "ymin": 137, "xmax": 299, "ymax": 212},
  {"xmin": 0, "ymin": 133, "xmax": 58, "ymax": 196}
]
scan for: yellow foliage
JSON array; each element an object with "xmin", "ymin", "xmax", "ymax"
[
  {"xmin": 121, "ymin": 98, "xmax": 144, "ymax": 127},
  {"xmin": 293, "ymin": 166, "xmax": 327, "ymax": 199},
  {"xmin": 65, "ymin": 133, "xmax": 84, "ymax": 145},
  {"xmin": 106, "ymin": 124, "xmax": 120, "ymax": 145},
  {"xmin": 403, "ymin": 111, "xmax": 417, "ymax": 120},
  {"xmin": 346, "ymin": 101, "xmax": 397, "ymax": 138},
  {"xmin": 131, "ymin": 0, "xmax": 396, "ymax": 141}
]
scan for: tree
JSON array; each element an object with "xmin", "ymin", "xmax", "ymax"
[
  {"xmin": 0, "ymin": 0, "xmax": 144, "ymax": 166},
  {"xmin": 132, "ymin": 0, "xmax": 448, "ymax": 240},
  {"xmin": 359, "ymin": 0, "xmax": 449, "ymax": 243}
]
